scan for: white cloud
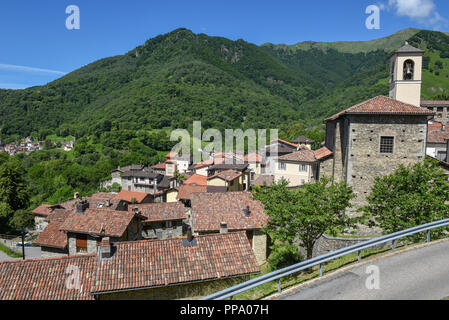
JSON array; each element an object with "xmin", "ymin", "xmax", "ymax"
[
  {"xmin": 387, "ymin": 0, "xmax": 447, "ymax": 28},
  {"xmin": 0, "ymin": 64, "xmax": 66, "ymax": 75}
]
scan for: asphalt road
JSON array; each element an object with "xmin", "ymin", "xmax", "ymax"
[
  {"xmin": 0, "ymin": 247, "xmax": 41, "ymax": 261},
  {"xmin": 278, "ymin": 240, "xmax": 449, "ymax": 300}
]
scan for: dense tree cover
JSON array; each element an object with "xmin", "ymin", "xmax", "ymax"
[
  {"xmin": 361, "ymin": 160, "xmax": 449, "ymax": 241},
  {"xmin": 253, "ymin": 178, "xmax": 357, "ymax": 260},
  {"xmin": 0, "ymin": 158, "xmax": 30, "ymax": 234}
]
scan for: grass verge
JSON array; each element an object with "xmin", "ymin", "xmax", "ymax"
[{"xmin": 0, "ymin": 242, "xmax": 23, "ymax": 258}]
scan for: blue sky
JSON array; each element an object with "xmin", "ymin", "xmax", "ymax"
[{"xmin": 0, "ymin": 0, "xmax": 448, "ymax": 89}]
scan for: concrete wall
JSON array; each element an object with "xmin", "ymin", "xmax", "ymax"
[
  {"xmin": 166, "ymin": 190, "xmax": 178, "ymax": 203},
  {"xmin": 274, "ymin": 161, "xmax": 314, "ymax": 187},
  {"xmin": 41, "ymin": 246, "xmax": 68, "ymax": 258}
]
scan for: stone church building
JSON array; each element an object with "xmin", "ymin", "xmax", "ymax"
[{"xmin": 318, "ymin": 43, "xmax": 435, "ymax": 211}]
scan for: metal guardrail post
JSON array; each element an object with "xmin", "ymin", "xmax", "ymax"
[
  {"xmin": 277, "ymin": 279, "xmax": 281, "ymax": 293},
  {"xmin": 392, "ymin": 239, "xmax": 396, "ymax": 250},
  {"xmin": 319, "ymin": 263, "xmax": 323, "ymax": 277},
  {"xmin": 427, "ymin": 230, "xmax": 431, "ymax": 243},
  {"xmin": 358, "ymin": 250, "xmax": 361, "ymax": 262}
]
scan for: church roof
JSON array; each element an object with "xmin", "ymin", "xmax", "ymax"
[
  {"xmin": 392, "ymin": 42, "xmax": 424, "ymax": 55},
  {"xmin": 325, "ymin": 96, "xmax": 434, "ymax": 122}
]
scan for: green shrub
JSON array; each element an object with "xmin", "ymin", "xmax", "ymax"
[{"xmin": 267, "ymin": 243, "xmax": 302, "ymax": 271}]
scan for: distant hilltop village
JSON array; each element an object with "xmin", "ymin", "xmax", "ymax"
[{"xmin": 0, "ymin": 136, "xmax": 75, "ymax": 156}]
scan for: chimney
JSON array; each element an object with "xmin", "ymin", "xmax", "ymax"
[
  {"xmin": 153, "ymin": 178, "xmax": 158, "ymax": 194},
  {"xmin": 446, "ymin": 139, "xmax": 449, "ymax": 163},
  {"xmin": 74, "ymin": 192, "xmax": 79, "ymax": 199},
  {"xmin": 220, "ymin": 222, "xmax": 228, "ymax": 233},
  {"xmin": 100, "ymin": 237, "xmax": 112, "ymax": 259},
  {"xmin": 243, "ymin": 205, "xmax": 251, "ymax": 217},
  {"xmin": 106, "ymin": 199, "xmax": 111, "ymax": 207},
  {"xmin": 76, "ymin": 199, "xmax": 89, "ymax": 214},
  {"xmin": 442, "ymin": 123, "xmax": 446, "ymax": 132}
]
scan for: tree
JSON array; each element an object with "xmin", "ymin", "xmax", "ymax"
[
  {"xmin": 361, "ymin": 159, "xmax": 449, "ymax": 240},
  {"xmin": 0, "ymin": 159, "xmax": 29, "ymax": 212},
  {"xmin": 9, "ymin": 209, "xmax": 34, "ymax": 233},
  {"xmin": 254, "ymin": 177, "xmax": 356, "ymax": 260}
]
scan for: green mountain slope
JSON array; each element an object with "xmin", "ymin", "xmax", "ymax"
[
  {"xmin": 263, "ymin": 28, "xmax": 420, "ymax": 54},
  {"xmin": 0, "ymin": 28, "xmax": 448, "ymax": 142}
]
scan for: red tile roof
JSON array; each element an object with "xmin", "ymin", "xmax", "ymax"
[
  {"xmin": 184, "ymin": 174, "xmax": 208, "ymax": 186},
  {"xmin": 314, "ymin": 146, "xmax": 333, "ymax": 160},
  {"xmin": 252, "ymin": 175, "xmax": 275, "ymax": 187},
  {"xmin": 207, "ymin": 169, "xmax": 242, "ymax": 182},
  {"xmin": 129, "ymin": 202, "xmax": 186, "ymax": 222},
  {"xmin": 279, "ymin": 149, "xmax": 317, "ymax": 163},
  {"xmin": 244, "ymin": 152, "xmax": 263, "ymax": 163},
  {"xmin": 34, "ymin": 221, "xmax": 68, "ymax": 249},
  {"xmin": 427, "ymin": 123, "xmax": 449, "ymax": 144},
  {"xmin": 152, "ymin": 162, "xmax": 166, "ymax": 170},
  {"xmin": 191, "ymin": 192, "xmax": 268, "ymax": 232},
  {"xmin": 60, "ymin": 209, "xmax": 139, "ymax": 238},
  {"xmin": 32, "ymin": 204, "xmax": 62, "ymax": 217},
  {"xmin": 271, "ymin": 138, "xmax": 299, "ymax": 149},
  {"xmin": 177, "ymin": 184, "xmax": 207, "ymax": 200},
  {"xmin": 325, "ymin": 96, "xmax": 434, "ymax": 122},
  {"xmin": 0, "ymin": 255, "xmax": 96, "ymax": 300},
  {"xmin": 421, "ymin": 100, "xmax": 449, "ymax": 106},
  {"xmin": 91, "ymin": 232, "xmax": 260, "ymax": 294},
  {"xmin": 114, "ymin": 190, "xmax": 149, "ymax": 203},
  {"xmin": 194, "ymin": 159, "xmax": 214, "ymax": 169}
]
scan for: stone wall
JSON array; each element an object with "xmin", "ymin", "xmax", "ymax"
[
  {"xmin": 346, "ymin": 115, "xmax": 427, "ymax": 210},
  {"xmin": 299, "ymin": 234, "xmax": 390, "ymax": 258},
  {"xmin": 252, "ymin": 231, "xmax": 268, "ymax": 265},
  {"xmin": 95, "ymin": 276, "xmax": 251, "ymax": 300}
]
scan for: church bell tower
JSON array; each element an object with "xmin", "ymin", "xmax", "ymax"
[{"xmin": 389, "ymin": 42, "xmax": 424, "ymax": 107}]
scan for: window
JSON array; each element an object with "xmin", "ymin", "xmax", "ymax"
[
  {"xmin": 403, "ymin": 60, "xmax": 414, "ymax": 80},
  {"xmin": 299, "ymin": 164, "xmax": 307, "ymax": 172},
  {"xmin": 380, "ymin": 136, "xmax": 394, "ymax": 154},
  {"xmin": 76, "ymin": 234, "xmax": 88, "ymax": 253},
  {"xmin": 278, "ymin": 162, "xmax": 286, "ymax": 171}
]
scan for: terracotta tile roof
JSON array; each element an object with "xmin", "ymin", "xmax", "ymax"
[
  {"xmin": 427, "ymin": 123, "xmax": 449, "ymax": 144},
  {"xmin": 32, "ymin": 204, "xmax": 63, "ymax": 217},
  {"xmin": 278, "ymin": 149, "xmax": 317, "ymax": 163},
  {"xmin": 244, "ymin": 152, "xmax": 262, "ymax": 163},
  {"xmin": 292, "ymin": 136, "xmax": 315, "ymax": 144},
  {"xmin": 114, "ymin": 190, "xmax": 149, "ymax": 203},
  {"xmin": 60, "ymin": 209, "xmax": 138, "ymax": 238},
  {"xmin": 184, "ymin": 174, "xmax": 208, "ymax": 186},
  {"xmin": 253, "ymin": 175, "xmax": 275, "ymax": 187},
  {"xmin": 208, "ymin": 169, "xmax": 242, "ymax": 182},
  {"xmin": 421, "ymin": 100, "xmax": 449, "ymax": 106},
  {"xmin": 191, "ymin": 192, "xmax": 268, "ymax": 232},
  {"xmin": 271, "ymin": 138, "xmax": 299, "ymax": 149},
  {"xmin": 177, "ymin": 184, "xmax": 207, "ymax": 200},
  {"xmin": 34, "ymin": 221, "xmax": 68, "ymax": 249},
  {"xmin": 152, "ymin": 162, "xmax": 166, "ymax": 170},
  {"xmin": 325, "ymin": 96, "xmax": 434, "ymax": 122},
  {"xmin": 91, "ymin": 232, "xmax": 260, "ymax": 294},
  {"xmin": 0, "ymin": 255, "xmax": 96, "ymax": 300},
  {"xmin": 47, "ymin": 209, "xmax": 72, "ymax": 222},
  {"xmin": 194, "ymin": 159, "xmax": 214, "ymax": 169},
  {"xmin": 314, "ymin": 146, "xmax": 334, "ymax": 160},
  {"xmin": 129, "ymin": 202, "xmax": 186, "ymax": 222}
]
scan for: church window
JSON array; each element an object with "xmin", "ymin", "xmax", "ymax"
[
  {"xmin": 380, "ymin": 136, "xmax": 394, "ymax": 154},
  {"xmin": 403, "ymin": 60, "xmax": 414, "ymax": 80}
]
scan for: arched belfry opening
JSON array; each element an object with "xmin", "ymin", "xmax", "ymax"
[{"xmin": 403, "ymin": 59, "xmax": 415, "ymax": 80}]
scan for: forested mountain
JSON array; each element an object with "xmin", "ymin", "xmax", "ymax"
[
  {"xmin": 0, "ymin": 28, "xmax": 448, "ymax": 211},
  {"xmin": 1, "ymin": 28, "xmax": 448, "ymax": 142}
]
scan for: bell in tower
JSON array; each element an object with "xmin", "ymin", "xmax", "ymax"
[{"xmin": 389, "ymin": 42, "xmax": 424, "ymax": 107}]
